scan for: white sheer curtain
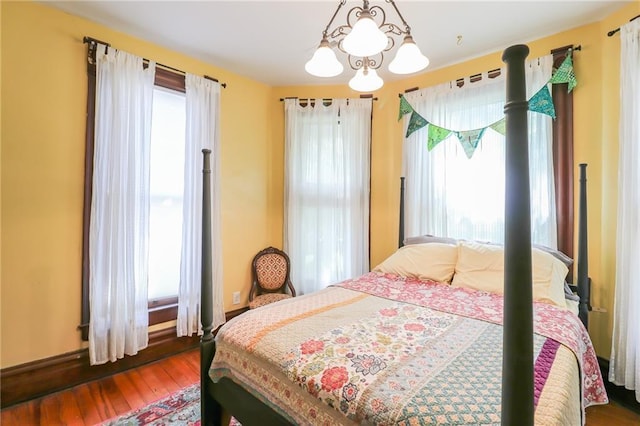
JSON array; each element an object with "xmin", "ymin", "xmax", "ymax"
[
  {"xmin": 284, "ymin": 98, "xmax": 371, "ymax": 295},
  {"xmin": 177, "ymin": 74, "xmax": 225, "ymax": 337},
  {"xmin": 89, "ymin": 46, "xmax": 155, "ymax": 365},
  {"xmin": 403, "ymin": 55, "xmax": 556, "ymax": 247},
  {"xmin": 610, "ymin": 18, "xmax": 640, "ymax": 402}
]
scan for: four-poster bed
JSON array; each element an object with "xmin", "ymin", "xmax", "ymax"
[{"xmin": 198, "ymin": 45, "xmax": 606, "ymax": 425}]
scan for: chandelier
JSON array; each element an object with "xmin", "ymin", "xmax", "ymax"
[{"xmin": 305, "ymin": 0, "xmax": 429, "ymax": 92}]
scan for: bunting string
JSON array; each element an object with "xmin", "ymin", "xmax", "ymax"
[{"xmin": 399, "ymin": 50, "xmax": 576, "ymax": 158}]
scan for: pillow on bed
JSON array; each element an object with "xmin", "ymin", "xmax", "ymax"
[
  {"xmin": 373, "ymin": 243, "xmax": 458, "ymax": 283},
  {"xmin": 532, "ymin": 244, "xmax": 574, "ymax": 267},
  {"xmin": 403, "ymin": 234, "xmax": 459, "ymax": 246},
  {"xmin": 405, "ymin": 235, "xmax": 573, "ymax": 268},
  {"xmin": 451, "ymin": 241, "xmax": 568, "ymax": 308}
]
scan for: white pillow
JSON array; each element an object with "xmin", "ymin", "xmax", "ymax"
[
  {"xmin": 451, "ymin": 241, "xmax": 568, "ymax": 308},
  {"xmin": 373, "ymin": 243, "xmax": 458, "ymax": 283}
]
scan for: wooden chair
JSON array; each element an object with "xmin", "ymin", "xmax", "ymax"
[{"xmin": 249, "ymin": 246, "xmax": 296, "ymax": 309}]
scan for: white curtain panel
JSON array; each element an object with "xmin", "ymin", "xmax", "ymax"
[
  {"xmin": 177, "ymin": 74, "xmax": 225, "ymax": 337},
  {"xmin": 89, "ymin": 46, "xmax": 155, "ymax": 365},
  {"xmin": 610, "ymin": 18, "xmax": 640, "ymax": 402},
  {"xmin": 403, "ymin": 55, "xmax": 556, "ymax": 247},
  {"xmin": 284, "ymin": 98, "xmax": 371, "ymax": 295}
]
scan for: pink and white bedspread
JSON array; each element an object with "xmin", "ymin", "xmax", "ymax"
[{"xmin": 210, "ymin": 272, "xmax": 607, "ymax": 425}]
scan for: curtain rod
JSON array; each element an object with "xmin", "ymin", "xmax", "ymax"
[
  {"xmin": 279, "ymin": 96, "xmax": 378, "ymax": 101},
  {"xmin": 607, "ymin": 14, "xmax": 640, "ymax": 37},
  {"xmin": 399, "ymin": 45, "xmax": 581, "ymax": 97},
  {"xmin": 398, "ymin": 69, "xmax": 500, "ymax": 98},
  {"xmin": 82, "ymin": 36, "xmax": 227, "ymax": 88}
]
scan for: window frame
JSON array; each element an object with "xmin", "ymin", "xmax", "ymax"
[
  {"xmin": 551, "ymin": 45, "xmax": 576, "ymax": 281},
  {"xmin": 79, "ymin": 42, "xmax": 186, "ymax": 340}
]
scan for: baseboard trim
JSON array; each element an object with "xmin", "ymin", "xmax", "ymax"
[
  {"xmin": 597, "ymin": 356, "xmax": 640, "ymax": 414},
  {"xmin": 0, "ymin": 307, "xmax": 248, "ymax": 408}
]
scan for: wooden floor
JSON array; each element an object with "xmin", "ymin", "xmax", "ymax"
[
  {"xmin": 1, "ymin": 348, "xmax": 639, "ymax": 425},
  {"xmin": 1, "ymin": 349, "xmax": 200, "ymax": 426}
]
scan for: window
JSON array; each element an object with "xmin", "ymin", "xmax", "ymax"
[
  {"xmin": 284, "ymin": 98, "xmax": 372, "ymax": 295},
  {"xmin": 402, "ymin": 46, "xmax": 576, "ymax": 279},
  {"xmin": 403, "ymin": 55, "xmax": 558, "ymax": 249},
  {"xmin": 148, "ymin": 87, "xmax": 186, "ymax": 301},
  {"xmin": 80, "ymin": 43, "xmax": 188, "ymax": 340}
]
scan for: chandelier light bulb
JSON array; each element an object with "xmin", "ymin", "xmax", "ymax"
[
  {"xmin": 305, "ymin": 38, "xmax": 344, "ymax": 77},
  {"xmin": 342, "ymin": 10, "xmax": 388, "ymax": 58},
  {"xmin": 388, "ymin": 35, "xmax": 430, "ymax": 75},
  {"xmin": 348, "ymin": 65, "xmax": 384, "ymax": 92}
]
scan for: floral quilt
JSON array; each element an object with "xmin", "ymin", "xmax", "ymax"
[{"xmin": 210, "ymin": 272, "xmax": 607, "ymax": 425}]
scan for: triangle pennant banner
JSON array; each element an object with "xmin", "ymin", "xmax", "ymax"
[
  {"xmin": 398, "ymin": 52, "xmax": 577, "ymax": 155},
  {"xmin": 398, "ymin": 95, "xmax": 414, "ymax": 121},
  {"xmin": 406, "ymin": 111, "xmax": 429, "ymax": 138},
  {"xmin": 549, "ymin": 52, "xmax": 577, "ymax": 92},
  {"xmin": 489, "ymin": 118, "xmax": 506, "ymax": 136},
  {"xmin": 456, "ymin": 128, "xmax": 486, "ymax": 159},
  {"xmin": 427, "ymin": 124, "xmax": 452, "ymax": 150},
  {"xmin": 528, "ymin": 85, "xmax": 556, "ymax": 119}
]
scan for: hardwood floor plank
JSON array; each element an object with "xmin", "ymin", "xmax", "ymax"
[
  {"xmin": 184, "ymin": 349, "xmax": 201, "ymax": 372},
  {"xmin": 585, "ymin": 400, "xmax": 640, "ymax": 425},
  {"xmin": 111, "ymin": 372, "xmax": 146, "ymax": 411},
  {"xmin": 72, "ymin": 384, "xmax": 103, "ymax": 426},
  {"xmin": 126, "ymin": 368, "xmax": 160, "ymax": 404},
  {"xmin": 136, "ymin": 364, "xmax": 170, "ymax": 400},
  {"xmin": 164, "ymin": 353, "xmax": 200, "ymax": 388},
  {"xmin": 39, "ymin": 393, "xmax": 62, "ymax": 425},
  {"xmin": 0, "ymin": 400, "xmax": 38, "ymax": 425},
  {"xmin": 57, "ymin": 389, "xmax": 85, "ymax": 426},
  {"xmin": 86, "ymin": 380, "xmax": 118, "ymax": 421},
  {"xmin": 147, "ymin": 362, "xmax": 182, "ymax": 395},
  {"xmin": 100, "ymin": 376, "xmax": 131, "ymax": 415}
]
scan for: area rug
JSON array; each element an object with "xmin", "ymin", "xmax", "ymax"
[{"xmin": 102, "ymin": 383, "xmax": 241, "ymax": 425}]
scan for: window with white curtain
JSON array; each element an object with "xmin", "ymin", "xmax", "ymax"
[
  {"xmin": 284, "ymin": 98, "xmax": 372, "ymax": 295},
  {"xmin": 403, "ymin": 56, "xmax": 557, "ymax": 248},
  {"xmin": 82, "ymin": 43, "xmax": 224, "ymax": 364}
]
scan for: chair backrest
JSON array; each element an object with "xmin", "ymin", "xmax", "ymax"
[{"xmin": 252, "ymin": 247, "xmax": 291, "ymax": 292}]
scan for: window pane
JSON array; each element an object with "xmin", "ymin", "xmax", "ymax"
[{"xmin": 148, "ymin": 87, "xmax": 185, "ymax": 300}]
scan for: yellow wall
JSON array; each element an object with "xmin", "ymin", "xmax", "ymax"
[{"xmin": 2, "ymin": 0, "xmax": 638, "ymax": 368}]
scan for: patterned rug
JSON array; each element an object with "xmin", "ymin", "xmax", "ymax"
[{"xmin": 102, "ymin": 383, "xmax": 241, "ymax": 425}]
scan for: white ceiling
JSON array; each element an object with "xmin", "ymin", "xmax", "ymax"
[{"xmin": 44, "ymin": 0, "xmax": 631, "ymax": 87}]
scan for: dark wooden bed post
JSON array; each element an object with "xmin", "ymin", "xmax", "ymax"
[
  {"xmin": 501, "ymin": 44, "xmax": 534, "ymax": 426},
  {"xmin": 201, "ymin": 149, "xmax": 221, "ymax": 426},
  {"xmin": 577, "ymin": 163, "xmax": 590, "ymax": 328},
  {"xmin": 399, "ymin": 176, "xmax": 405, "ymax": 248}
]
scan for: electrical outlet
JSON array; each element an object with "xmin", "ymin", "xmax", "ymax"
[{"xmin": 232, "ymin": 291, "xmax": 241, "ymax": 305}]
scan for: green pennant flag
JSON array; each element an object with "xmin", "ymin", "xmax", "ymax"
[
  {"xmin": 427, "ymin": 124, "xmax": 451, "ymax": 150},
  {"xmin": 549, "ymin": 52, "xmax": 577, "ymax": 92},
  {"xmin": 398, "ymin": 95, "xmax": 414, "ymax": 121},
  {"xmin": 528, "ymin": 85, "xmax": 556, "ymax": 118},
  {"xmin": 456, "ymin": 128, "xmax": 486, "ymax": 159},
  {"xmin": 406, "ymin": 111, "xmax": 429, "ymax": 137},
  {"xmin": 489, "ymin": 118, "xmax": 506, "ymax": 136}
]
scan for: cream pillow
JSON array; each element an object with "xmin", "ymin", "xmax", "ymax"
[
  {"xmin": 373, "ymin": 243, "xmax": 458, "ymax": 283},
  {"xmin": 451, "ymin": 241, "xmax": 568, "ymax": 308}
]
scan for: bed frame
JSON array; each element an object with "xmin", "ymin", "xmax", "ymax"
[{"xmin": 198, "ymin": 44, "xmax": 591, "ymax": 426}]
